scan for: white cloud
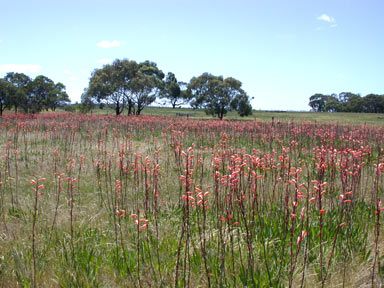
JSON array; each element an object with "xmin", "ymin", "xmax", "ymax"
[
  {"xmin": 317, "ymin": 14, "xmax": 335, "ymax": 23},
  {"xmin": 0, "ymin": 64, "xmax": 41, "ymax": 74},
  {"xmin": 96, "ymin": 58, "xmax": 113, "ymax": 64},
  {"xmin": 96, "ymin": 40, "xmax": 120, "ymax": 48}
]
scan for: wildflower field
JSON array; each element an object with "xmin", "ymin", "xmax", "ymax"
[{"xmin": 1, "ymin": 112, "xmax": 384, "ymax": 287}]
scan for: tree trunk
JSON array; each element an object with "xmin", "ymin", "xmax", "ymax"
[
  {"xmin": 116, "ymin": 102, "xmax": 121, "ymax": 116},
  {"xmin": 219, "ymin": 107, "xmax": 224, "ymax": 120},
  {"xmin": 127, "ymin": 100, "xmax": 133, "ymax": 115}
]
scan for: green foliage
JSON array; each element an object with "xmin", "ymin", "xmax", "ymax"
[
  {"xmin": 160, "ymin": 72, "xmax": 190, "ymax": 108},
  {"xmin": 188, "ymin": 73, "xmax": 253, "ymax": 119},
  {"xmin": 3, "ymin": 72, "xmax": 32, "ymax": 112},
  {"xmin": 0, "ymin": 78, "xmax": 16, "ymax": 116},
  {"xmin": 310, "ymin": 92, "xmax": 384, "ymax": 113},
  {"xmin": 86, "ymin": 59, "xmax": 164, "ymax": 115},
  {"xmin": 2, "ymin": 72, "xmax": 69, "ymax": 114}
]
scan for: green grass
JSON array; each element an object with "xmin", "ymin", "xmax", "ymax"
[{"xmin": 57, "ymin": 105, "xmax": 384, "ymax": 126}]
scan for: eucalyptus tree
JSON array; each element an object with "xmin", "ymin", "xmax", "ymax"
[
  {"xmin": 0, "ymin": 79, "xmax": 16, "ymax": 116},
  {"xmin": 47, "ymin": 82, "xmax": 70, "ymax": 111},
  {"xmin": 3, "ymin": 72, "xmax": 32, "ymax": 112},
  {"xmin": 160, "ymin": 72, "xmax": 190, "ymax": 108},
  {"xmin": 86, "ymin": 59, "xmax": 164, "ymax": 115},
  {"xmin": 129, "ymin": 61, "xmax": 164, "ymax": 115},
  {"xmin": 87, "ymin": 59, "xmax": 133, "ymax": 115},
  {"xmin": 188, "ymin": 73, "xmax": 252, "ymax": 119}
]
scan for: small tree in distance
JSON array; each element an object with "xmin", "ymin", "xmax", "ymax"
[
  {"xmin": 0, "ymin": 79, "xmax": 16, "ymax": 116},
  {"xmin": 160, "ymin": 72, "xmax": 191, "ymax": 108},
  {"xmin": 187, "ymin": 73, "xmax": 252, "ymax": 119}
]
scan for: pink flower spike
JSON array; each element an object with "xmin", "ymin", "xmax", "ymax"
[
  {"xmin": 297, "ymin": 236, "xmax": 302, "ymax": 246},
  {"xmin": 139, "ymin": 224, "xmax": 147, "ymax": 231}
]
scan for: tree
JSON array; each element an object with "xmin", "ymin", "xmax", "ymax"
[
  {"xmin": 27, "ymin": 75, "xmax": 69, "ymax": 113},
  {"xmin": 87, "ymin": 60, "xmax": 132, "ymax": 115},
  {"xmin": 80, "ymin": 88, "xmax": 95, "ymax": 113},
  {"xmin": 0, "ymin": 79, "xmax": 16, "ymax": 116},
  {"xmin": 361, "ymin": 94, "xmax": 384, "ymax": 113},
  {"xmin": 129, "ymin": 61, "xmax": 164, "ymax": 115},
  {"xmin": 47, "ymin": 82, "xmax": 70, "ymax": 111},
  {"xmin": 231, "ymin": 93, "xmax": 253, "ymax": 117},
  {"xmin": 309, "ymin": 94, "xmax": 328, "ymax": 112},
  {"xmin": 160, "ymin": 72, "xmax": 190, "ymax": 108},
  {"xmin": 86, "ymin": 59, "xmax": 164, "ymax": 115},
  {"xmin": 324, "ymin": 94, "xmax": 339, "ymax": 112},
  {"xmin": 337, "ymin": 92, "xmax": 362, "ymax": 112},
  {"xmin": 3, "ymin": 72, "xmax": 32, "ymax": 112},
  {"xmin": 188, "ymin": 73, "xmax": 252, "ymax": 119}
]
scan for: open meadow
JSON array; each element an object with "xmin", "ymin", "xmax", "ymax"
[{"xmin": 1, "ymin": 112, "xmax": 384, "ymax": 287}]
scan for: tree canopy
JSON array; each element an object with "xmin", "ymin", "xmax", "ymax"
[
  {"xmin": 2, "ymin": 58, "xmax": 257, "ymax": 118},
  {"xmin": 0, "ymin": 79, "xmax": 16, "ymax": 116},
  {"xmin": 159, "ymin": 72, "xmax": 190, "ymax": 108},
  {"xmin": 86, "ymin": 59, "xmax": 164, "ymax": 115},
  {"xmin": 1, "ymin": 73, "xmax": 69, "ymax": 115},
  {"xmin": 309, "ymin": 92, "xmax": 384, "ymax": 113},
  {"xmin": 188, "ymin": 73, "xmax": 252, "ymax": 119}
]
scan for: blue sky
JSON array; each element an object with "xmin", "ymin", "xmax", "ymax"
[{"xmin": 1, "ymin": 0, "xmax": 383, "ymax": 111}]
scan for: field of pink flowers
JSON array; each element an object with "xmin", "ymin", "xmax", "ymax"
[{"xmin": 0, "ymin": 113, "xmax": 384, "ymax": 287}]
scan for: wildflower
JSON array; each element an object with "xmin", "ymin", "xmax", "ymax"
[
  {"xmin": 309, "ymin": 197, "xmax": 316, "ymax": 203},
  {"xmin": 139, "ymin": 224, "xmax": 147, "ymax": 231},
  {"xmin": 297, "ymin": 231, "xmax": 308, "ymax": 246}
]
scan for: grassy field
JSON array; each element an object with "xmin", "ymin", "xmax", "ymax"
[
  {"xmin": 0, "ymin": 112, "xmax": 384, "ymax": 287},
  {"xmin": 69, "ymin": 105, "xmax": 384, "ymax": 126}
]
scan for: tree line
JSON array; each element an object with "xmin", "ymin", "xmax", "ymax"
[
  {"xmin": 0, "ymin": 72, "xmax": 70, "ymax": 116},
  {"xmin": 82, "ymin": 58, "xmax": 253, "ymax": 119},
  {"xmin": 309, "ymin": 92, "xmax": 384, "ymax": 113},
  {"xmin": 0, "ymin": 58, "xmax": 253, "ymax": 119}
]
